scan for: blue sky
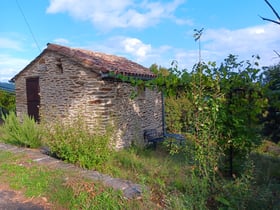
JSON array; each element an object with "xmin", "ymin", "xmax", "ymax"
[{"xmin": 1, "ymin": 0, "xmax": 280, "ymax": 82}]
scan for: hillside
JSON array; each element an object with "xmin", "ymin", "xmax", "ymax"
[{"xmin": 0, "ymin": 82, "xmax": 15, "ymax": 93}]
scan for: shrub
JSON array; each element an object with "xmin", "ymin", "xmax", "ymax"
[
  {"xmin": 0, "ymin": 112, "xmax": 41, "ymax": 148},
  {"xmin": 0, "ymin": 90, "xmax": 15, "ymax": 112},
  {"xmin": 255, "ymin": 140, "xmax": 280, "ymax": 158},
  {"xmin": 42, "ymin": 118, "xmax": 113, "ymax": 170}
]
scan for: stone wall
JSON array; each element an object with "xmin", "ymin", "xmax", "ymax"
[{"xmin": 15, "ymin": 51, "xmax": 162, "ymax": 149}]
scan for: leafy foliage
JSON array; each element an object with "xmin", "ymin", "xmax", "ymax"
[
  {"xmin": 0, "ymin": 90, "xmax": 15, "ymax": 111},
  {"xmin": 151, "ymin": 55, "xmax": 266, "ymax": 176},
  {"xmin": 165, "ymin": 95, "xmax": 191, "ymax": 133},
  {"xmin": 248, "ymin": 143, "xmax": 280, "ymax": 210},
  {"xmin": 0, "ymin": 112, "xmax": 42, "ymax": 148},
  {"xmin": 42, "ymin": 117, "xmax": 113, "ymax": 170},
  {"xmin": 116, "ymin": 54, "xmax": 267, "ymax": 208},
  {"xmin": 0, "ymin": 90, "xmax": 15, "ymax": 122},
  {"xmin": 215, "ymin": 55, "xmax": 266, "ymax": 175},
  {"xmin": 261, "ymin": 63, "xmax": 280, "ymax": 143}
]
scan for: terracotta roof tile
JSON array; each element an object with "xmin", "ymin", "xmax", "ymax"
[{"xmin": 46, "ymin": 43, "xmax": 155, "ymax": 78}]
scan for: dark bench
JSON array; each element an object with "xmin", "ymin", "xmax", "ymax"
[
  {"xmin": 143, "ymin": 129, "xmax": 164, "ymax": 146},
  {"xmin": 144, "ymin": 129, "xmax": 185, "ymax": 149}
]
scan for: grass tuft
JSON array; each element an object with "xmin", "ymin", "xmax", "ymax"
[{"xmin": 0, "ymin": 112, "xmax": 41, "ymax": 148}]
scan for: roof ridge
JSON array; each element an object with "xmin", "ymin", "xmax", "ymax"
[{"xmin": 46, "ymin": 43, "xmax": 155, "ymax": 78}]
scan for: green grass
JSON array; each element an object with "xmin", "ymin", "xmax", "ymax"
[
  {"xmin": 100, "ymin": 145, "xmax": 191, "ymax": 207},
  {"xmin": 0, "ymin": 113, "xmax": 189, "ymax": 208},
  {"xmin": 0, "ymin": 151, "xmax": 154, "ymax": 209},
  {"xmin": 94, "ymin": 142, "xmax": 280, "ymax": 209},
  {"xmin": 1, "ymin": 132, "xmax": 279, "ymax": 209},
  {"xmin": 248, "ymin": 142, "xmax": 280, "ymax": 210}
]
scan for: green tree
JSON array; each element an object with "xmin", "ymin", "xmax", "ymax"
[
  {"xmin": 261, "ymin": 63, "xmax": 280, "ymax": 143},
  {"xmin": 140, "ymin": 55, "xmax": 265, "ymax": 177},
  {"xmin": 0, "ymin": 90, "xmax": 15, "ymax": 119},
  {"xmin": 215, "ymin": 55, "xmax": 266, "ymax": 176},
  {"xmin": 116, "ymin": 54, "xmax": 266, "ymax": 208}
]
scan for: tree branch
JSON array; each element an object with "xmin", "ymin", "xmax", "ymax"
[
  {"xmin": 273, "ymin": 50, "xmax": 280, "ymax": 57},
  {"xmin": 264, "ymin": 0, "xmax": 280, "ymax": 21},
  {"xmin": 259, "ymin": 15, "xmax": 280, "ymax": 25}
]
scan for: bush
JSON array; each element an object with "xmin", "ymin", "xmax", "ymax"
[
  {"xmin": 0, "ymin": 90, "xmax": 15, "ymax": 112},
  {"xmin": 42, "ymin": 118, "xmax": 113, "ymax": 170},
  {"xmin": 0, "ymin": 112, "xmax": 41, "ymax": 148}
]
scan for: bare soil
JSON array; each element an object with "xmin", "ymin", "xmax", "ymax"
[{"xmin": 0, "ymin": 184, "xmax": 53, "ymax": 210}]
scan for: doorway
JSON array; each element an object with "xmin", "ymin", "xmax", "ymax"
[{"xmin": 26, "ymin": 77, "xmax": 40, "ymax": 122}]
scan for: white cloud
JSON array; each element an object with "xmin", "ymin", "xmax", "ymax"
[
  {"xmin": 201, "ymin": 23, "xmax": 280, "ymax": 67},
  {"xmin": 82, "ymin": 36, "xmax": 171, "ymax": 67},
  {"xmin": 175, "ymin": 18, "xmax": 193, "ymax": 26},
  {"xmin": 0, "ymin": 38, "xmax": 23, "ymax": 51},
  {"xmin": 0, "ymin": 54, "xmax": 29, "ymax": 82},
  {"xmin": 50, "ymin": 22, "xmax": 280, "ymax": 73},
  {"xmin": 0, "ymin": 37, "xmax": 30, "ymax": 81},
  {"xmin": 138, "ymin": 23, "xmax": 280, "ymax": 70},
  {"xmin": 46, "ymin": 0, "xmax": 187, "ymax": 30},
  {"xmin": 121, "ymin": 38, "xmax": 151, "ymax": 60},
  {"xmin": 84, "ymin": 36, "xmax": 153, "ymax": 63},
  {"xmin": 95, "ymin": 23, "xmax": 280, "ymax": 70},
  {"xmin": 53, "ymin": 38, "xmax": 70, "ymax": 45}
]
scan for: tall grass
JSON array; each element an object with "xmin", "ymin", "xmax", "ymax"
[
  {"xmin": 1, "ymin": 112, "xmax": 279, "ymax": 209},
  {"xmin": 0, "ymin": 112, "xmax": 41, "ymax": 148},
  {"xmin": 248, "ymin": 151, "xmax": 280, "ymax": 209},
  {"xmin": 101, "ymin": 145, "xmax": 190, "ymax": 208},
  {"xmin": 41, "ymin": 117, "xmax": 113, "ymax": 170},
  {"xmin": 0, "ymin": 151, "xmax": 150, "ymax": 209}
]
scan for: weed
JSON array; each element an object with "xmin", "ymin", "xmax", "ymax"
[
  {"xmin": 42, "ymin": 117, "xmax": 112, "ymax": 170},
  {"xmin": 248, "ymin": 152, "xmax": 280, "ymax": 209},
  {"xmin": 0, "ymin": 151, "xmax": 153, "ymax": 209},
  {"xmin": 0, "ymin": 112, "xmax": 41, "ymax": 148},
  {"xmin": 101, "ymin": 145, "xmax": 190, "ymax": 208}
]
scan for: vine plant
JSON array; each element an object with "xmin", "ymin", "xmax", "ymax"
[{"xmin": 114, "ymin": 53, "xmax": 266, "ymax": 208}]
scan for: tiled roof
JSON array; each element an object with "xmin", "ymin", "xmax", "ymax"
[
  {"xmin": 10, "ymin": 43, "xmax": 156, "ymax": 82},
  {"xmin": 46, "ymin": 43, "xmax": 155, "ymax": 78}
]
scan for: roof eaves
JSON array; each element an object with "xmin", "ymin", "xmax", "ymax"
[{"xmin": 10, "ymin": 49, "xmax": 48, "ymax": 82}]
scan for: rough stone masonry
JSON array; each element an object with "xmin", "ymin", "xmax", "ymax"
[{"xmin": 12, "ymin": 43, "xmax": 163, "ymax": 149}]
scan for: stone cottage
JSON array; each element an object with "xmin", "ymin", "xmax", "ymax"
[{"xmin": 11, "ymin": 43, "xmax": 163, "ymax": 149}]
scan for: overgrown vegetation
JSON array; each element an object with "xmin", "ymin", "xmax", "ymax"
[
  {"xmin": 0, "ymin": 113, "xmax": 113, "ymax": 170},
  {"xmin": 41, "ymin": 118, "xmax": 113, "ymax": 170},
  {"xmin": 116, "ymin": 54, "xmax": 277, "ymax": 208},
  {"xmin": 261, "ymin": 63, "xmax": 280, "ymax": 144},
  {"xmin": 0, "ymin": 112, "xmax": 41, "ymax": 148},
  {"xmin": 0, "ymin": 151, "xmax": 150, "ymax": 209},
  {"xmin": 0, "ymin": 50, "xmax": 279, "ymax": 209},
  {"xmin": 0, "ymin": 89, "xmax": 15, "ymax": 123},
  {"xmin": 0, "ymin": 112, "xmax": 279, "ymax": 209},
  {"xmin": 0, "ymin": 89, "xmax": 15, "ymax": 112},
  {"xmin": 0, "ymin": 1, "xmax": 279, "ymax": 208}
]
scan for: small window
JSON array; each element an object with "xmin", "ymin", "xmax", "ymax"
[{"xmin": 56, "ymin": 58, "xmax": 63, "ymax": 74}]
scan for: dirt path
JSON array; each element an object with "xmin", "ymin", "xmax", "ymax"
[{"xmin": 0, "ymin": 184, "xmax": 52, "ymax": 210}]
